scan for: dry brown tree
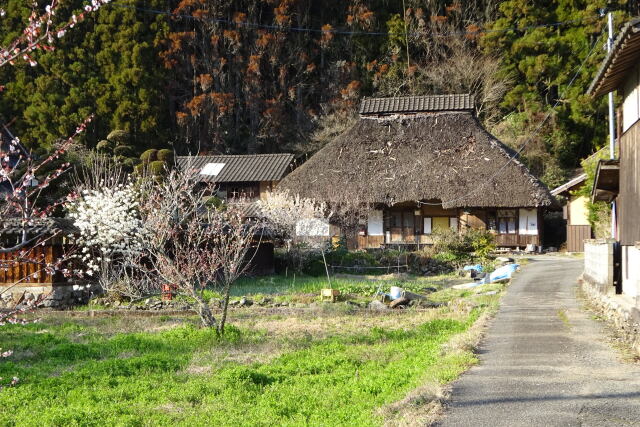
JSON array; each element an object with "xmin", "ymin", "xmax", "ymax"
[{"xmin": 135, "ymin": 169, "xmax": 263, "ymax": 334}]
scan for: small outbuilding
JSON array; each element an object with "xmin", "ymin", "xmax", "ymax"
[
  {"xmin": 176, "ymin": 153, "xmax": 294, "ymax": 201},
  {"xmin": 551, "ymin": 173, "xmax": 593, "ymax": 252},
  {"xmin": 278, "ymin": 94, "xmax": 555, "ymax": 249},
  {"xmin": 0, "ymin": 217, "xmax": 82, "ymax": 307}
]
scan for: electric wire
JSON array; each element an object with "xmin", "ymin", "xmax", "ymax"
[
  {"xmin": 106, "ymin": 2, "xmax": 607, "ymax": 207},
  {"xmin": 110, "ymin": 3, "xmax": 601, "ymax": 39}
]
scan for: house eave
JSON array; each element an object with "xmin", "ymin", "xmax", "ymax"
[{"xmin": 589, "ymin": 17, "xmax": 640, "ymax": 97}]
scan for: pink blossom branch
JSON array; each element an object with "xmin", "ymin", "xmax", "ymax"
[{"xmin": 0, "ymin": 0, "xmax": 112, "ymax": 69}]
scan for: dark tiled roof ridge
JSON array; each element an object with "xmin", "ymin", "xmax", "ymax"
[
  {"xmin": 177, "ymin": 153, "xmax": 292, "ymax": 159},
  {"xmin": 359, "ymin": 93, "xmax": 474, "ymax": 115}
]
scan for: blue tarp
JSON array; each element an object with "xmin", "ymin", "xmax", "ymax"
[
  {"xmin": 487, "ymin": 264, "xmax": 519, "ymax": 283},
  {"xmin": 463, "ymin": 264, "xmax": 484, "ymax": 272}
]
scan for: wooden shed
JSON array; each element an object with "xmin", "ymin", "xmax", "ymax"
[
  {"xmin": 551, "ymin": 174, "xmax": 593, "ymax": 252},
  {"xmin": 278, "ymin": 94, "xmax": 555, "ymax": 249},
  {"xmin": 0, "ymin": 218, "xmax": 78, "ymax": 305},
  {"xmin": 176, "ymin": 153, "xmax": 294, "ymax": 201}
]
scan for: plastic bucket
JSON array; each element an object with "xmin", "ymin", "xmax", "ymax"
[{"xmin": 390, "ymin": 286, "xmax": 403, "ymax": 300}]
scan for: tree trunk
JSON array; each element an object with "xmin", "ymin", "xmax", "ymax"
[
  {"xmin": 217, "ymin": 282, "xmax": 231, "ymax": 335},
  {"xmin": 194, "ymin": 293, "xmax": 217, "ymax": 328}
]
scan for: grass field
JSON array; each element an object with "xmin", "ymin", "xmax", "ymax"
[
  {"xmin": 221, "ymin": 273, "xmax": 468, "ymax": 304},
  {"xmin": 0, "ymin": 281, "xmax": 505, "ymax": 426}
]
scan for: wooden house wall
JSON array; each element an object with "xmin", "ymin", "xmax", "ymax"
[
  {"xmin": 0, "ymin": 244, "xmax": 65, "ymax": 286},
  {"xmin": 619, "ymin": 120, "xmax": 640, "ymax": 246},
  {"xmin": 566, "ymin": 225, "xmax": 592, "ymax": 252},
  {"xmin": 259, "ymin": 180, "xmax": 277, "ymax": 200},
  {"xmin": 356, "ymin": 205, "xmax": 541, "ymax": 249}
]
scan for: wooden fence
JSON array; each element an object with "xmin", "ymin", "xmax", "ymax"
[{"xmin": 0, "ymin": 245, "xmax": 64, "ymax": 286}]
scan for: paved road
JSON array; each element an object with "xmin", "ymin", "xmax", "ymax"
[{"xmin": 437, "ymin": 257, "xmax": 640, "ymax": 427}]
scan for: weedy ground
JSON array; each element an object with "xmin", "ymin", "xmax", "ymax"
[{"xmin": 0, "ymin": 276, "xmax": 506, "ymax": 426}]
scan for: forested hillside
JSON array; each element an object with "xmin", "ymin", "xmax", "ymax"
[{"xmin": 2, "ymin": 0, "xmax": 640, "ymax": 186}]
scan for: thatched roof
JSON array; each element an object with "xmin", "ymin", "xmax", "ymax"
[{"xmin": 279, "ymin": 108, "xmax": 554, "ymax": 209}]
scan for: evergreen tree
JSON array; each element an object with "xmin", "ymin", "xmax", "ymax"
[
  {"xmin": 482, "ymin": 1, "xmax": 630, "ymax": 185},
  {"xmin": 0, "ymin": 0, "xmax": 170, "ymax": 156}
]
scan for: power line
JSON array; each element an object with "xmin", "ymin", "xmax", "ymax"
[
  {"xmin": 110, "ymin": 3, "xmax": 600, "ymax": 39},
  {"xmin": 105, "ymin": 2, "xmax": 604, "ymax": 207},
  {"xmin": 417, "ymin": 31, "xmax": 605, "ymax": 207}
]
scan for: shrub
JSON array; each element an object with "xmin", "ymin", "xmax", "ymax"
[
  {"xmin": 96, "ymin": 139, "xmax": 112, "ymax": 152},
  {"xmin": 113, "ymin": 145, "xmax": 135, "ymax": 158},
  {"xmin": 157, "ymin": 149, "xmax": 174, "ymax": 163},
  {"xmin": 466, "ymin": 229, "xmax": 495, "ymax": 259},
  {"xmin": 107, "ymin": 129, "xmax": 132, "ymax": 146},
  {"xmin": 148, "ymin": 160, "xmax": 167, "ymax": 175},
  {"xmin": 140, "ymin": 149, "xmax": 158, "ymax": 164},
  {"xmin": 121, "ymin": 157, "xmax": 140, "ymax": 171},
  {"xmin": 430, "ymin": 228, "xmax": 495, "ymax": 261}
]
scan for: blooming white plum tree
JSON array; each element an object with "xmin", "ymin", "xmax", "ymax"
[
  {"xmin": 258, "ymin": 190, "xmax": 330, "ymax": 240},
  {"xmin": 0, "ymin": 0, "xmax": 112, "ymax": 68},
  {"xmin": 258, "ymin": 190, "xmax": 332, "ymax": 272},
  {"xmin": 68, "ymin": 182, "xmax": 144, "ymax": 277}
]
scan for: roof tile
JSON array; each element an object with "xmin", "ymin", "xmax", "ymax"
[
  {"xmin": 359, "ymin": 94, "xmax": 474, "ymax": 115},
  {"xmin": 176, "ymin": 153, "xmax": 294, "ymax": 183}
]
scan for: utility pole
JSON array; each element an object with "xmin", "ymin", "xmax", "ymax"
[
  {"xmin": 402, "ymin": 0, "xmax": 411, "ymax": 90},
  {"xmin": 607, "ymin": 11, "xmax": 617, "ymax": 239}
]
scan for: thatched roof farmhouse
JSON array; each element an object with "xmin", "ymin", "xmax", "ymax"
[{"xmin": 279, "ymin": 94, "xmax": 554, "ymax": 249}]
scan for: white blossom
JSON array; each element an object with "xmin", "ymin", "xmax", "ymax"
[{"xmin": 68, "ymin": 181, "xmax": 145, "ymax": 275}]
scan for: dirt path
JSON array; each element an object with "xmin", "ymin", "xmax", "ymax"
[{"xmin": 436, "ymin": 257, "xmax": 640, "ymax": 426}]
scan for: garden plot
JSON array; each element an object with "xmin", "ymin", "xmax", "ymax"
[{"xmin": 0, "ymin": 278, "xmax": 506, "ymax": 426}]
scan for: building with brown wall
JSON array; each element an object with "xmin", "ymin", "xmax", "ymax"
[{"xmin": 278, "ymin": 94, "xmax": 555, "ymax": 250}]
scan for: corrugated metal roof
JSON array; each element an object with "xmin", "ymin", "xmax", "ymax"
[
  {"xmin": 176, "ymin": 153, "xmax": 294, "ymax": 183},
  {"xmin": 589, "ymin": 17, "xmax": 640, "ymax": 97},
  {"xmin": 359, "ymin": 94, "xmax": 474, "ymax": 115},
  {"xmin": 550, "ymin": 173, "xmax": 587, "ymax": 196}
]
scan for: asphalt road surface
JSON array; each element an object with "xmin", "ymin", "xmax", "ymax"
[{"xmin": 437, "ymin": 256, "xmax": 640, "ymax": 427}]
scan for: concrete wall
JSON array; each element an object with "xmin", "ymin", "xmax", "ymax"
[
  {"xmin": 622, "ymin": 244, "xmax": 640, "ymax": 298},
  {"xmin": 582, "ymin": 242, "xmax": 640, "ymax": 356},
  {"xmin": 582, "ymin": 278, "xmax": 640, "ymax": 356},
  {"xmin": 584, "ymin": 239, "xmax": 615, "ymax": 293}
]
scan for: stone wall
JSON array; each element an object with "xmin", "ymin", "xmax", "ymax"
[
  {"xmin": 0, "ymin": 284, "xmax": 98, "ymax": 309},
  {"xmin": 581, "ymin": 277, "xmax": 640, "ymax": 355},
  {"xmin": 584, "ymin": 239, "xmax": 615, "ymax": 293}
]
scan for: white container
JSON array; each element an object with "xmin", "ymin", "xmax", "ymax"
[{"xmin": 390, "ymin": 286, "xmax": 403, "ymax": 300}]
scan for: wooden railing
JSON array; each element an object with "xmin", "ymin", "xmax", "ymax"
[
  {"xmin": 0, "ymin": 245, "xmax": 64, "ymax": 286},
  {"xmin": 494, "ymin": 234, "xmax": 540, "ymax": 248}
]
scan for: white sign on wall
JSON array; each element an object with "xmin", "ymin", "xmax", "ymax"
[
  {"xmin": 423, "ymin": 217, "xmax": 432, "ymax": 234},
  {"xmin": 367, "ymin": 210, "xmax": 384, "ymax": 236},
  {"xmin": 296, "ymin": 218, "xmax": 330, "ymax": 237},
  {"xmin": 518, "ymin": 208, "xmax": 538, "ymax": 235}
]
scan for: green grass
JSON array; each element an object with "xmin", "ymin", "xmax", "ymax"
[
  {"xmin": 226, "ymin": 273, "xmax": 461, "ymax": 298},
  {"xmin": 1, "ymin": 274, "xmax": 507, "ymax": 426},
  {"xmin": 0, "ymin": 309, "xmax": 483, "ymax": 426}
]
